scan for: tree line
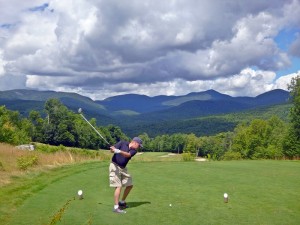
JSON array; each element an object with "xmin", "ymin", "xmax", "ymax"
[
  {"xmin": 0, "ymin": 99, "xmax": 128, "ymax": 149},
  {"xmin": 1, "ymin": 76, "xmax": 299, "ymax": 159},
  {"xmin": 139, "ymin": 115, "xmax": 291, "ymax": 159}
]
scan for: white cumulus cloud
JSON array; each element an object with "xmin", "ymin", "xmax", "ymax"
[{"xmin": 0, "ymin": 0, "xmax": 299, "ymax": 99}]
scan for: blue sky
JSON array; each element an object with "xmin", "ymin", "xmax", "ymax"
[
  {"xmin": 276, "ymin": 57, "xmax": 300, "ymax": 78},
  {"xmin": 0, "ymin": 0, "xmax": 299, "ymax": 100},
  {"xmin": 275, "ymin": 28, "xmax": 300, "ymax": 77}
]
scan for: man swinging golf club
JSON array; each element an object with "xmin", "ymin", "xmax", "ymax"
[{"xmin": 109, "ymin": 137, "xmax": 143, "ymax": 213}]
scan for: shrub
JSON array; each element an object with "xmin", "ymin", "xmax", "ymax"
[
  {"xmin": 36, "ymin": 144, "xmax": 60, "ymax": 153},
  {"xmin": 222, "ymin": 151, "xmax": 242, "ymax": 161},
  {"xmin": 58, "ymin": 144, "xmax": 66, "ymax": 152},
  {"xmin": 182, "ymin": 153, "xmax": 194, "ymax": 161},
  {"xmin": 252, "ymin": 146, "xmax": 284, "ymax": 159},
  {"xmin": 206, "ymin": 153, "xmax": 219, "ymax": 161},
  {"xmin": 0, "ymin": 161, "xmax": 4, "ymax": 171},
  {"xmin": 35, "ymin": 144, "xmax": 51, "ymax": 153},
  {"xmin": 17, "ymin": 155, "xmax": 38, "ymax": 170}
]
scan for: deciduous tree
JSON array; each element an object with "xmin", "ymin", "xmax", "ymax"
[{"xmin": 283, "ymin": 75, "xmax": 300, "ymax": 158}]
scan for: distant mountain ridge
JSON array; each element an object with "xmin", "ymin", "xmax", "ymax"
[
  {"xmin": 0, "ymin": 89, "xmax": 92, "ymax": 102},
  {"xmin": 162, "ymin": 89, "xmax": 232, "ymax": 106},
  {"xmin": 97, "ymin": 89, "xmax": 234, "ymax": 113},
  {"xmin": 0, "ymin": 89, "xmax": 291, "ymax": 137},
  {"xmin": 0, "ymin": 88, "xmax": 290, "ymax": 117},
  {"xmin": 97, "ymin": 89, "xmax": 290, "ymax": 116},
  {"xmin": 0, "ymin": 89, "xmax": 106, "ymax": 113}
]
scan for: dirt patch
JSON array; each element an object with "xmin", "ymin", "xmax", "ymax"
[
  {"xmin": 195, "ymin": 158, "xmax": 207, "ymax": 162},
  {"xmin": 159, "ymin": 153, "xmax": 178, "ymax": 158}
]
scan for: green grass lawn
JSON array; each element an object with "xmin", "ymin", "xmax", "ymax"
[{"xmin": 1, "ymin": 159, "xmax": 300, "ymax": 225}]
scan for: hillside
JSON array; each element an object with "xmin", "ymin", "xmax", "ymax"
[
  {"xmin": 0, "ymin": 89, "xmax": 106, "ymax": 112},
  {"xmin": 120, "ymin": 103, "xmax": 292, "ymax": 137},
  {"xmin": 113, "ymin": 89, "xmax": 290, "ymax": 124},
  {"xmin": 97, "ymin": 94, "xmax": 171, "ymax": 113},
  {"xmin": 0, "ymin": 89, "xmax": 115, "ymax": 122},
  {"xmin": 98, "ymin": 89, "xmax": 238, "ymax": 114}
]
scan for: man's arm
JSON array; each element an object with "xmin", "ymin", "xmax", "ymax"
[{"xmin": 110, "ymin": 146, "xmax": 132, "ymax": 158}]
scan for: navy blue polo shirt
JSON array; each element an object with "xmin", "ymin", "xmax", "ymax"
[{"xmin": 112, "ymin": 140, "xmax": 137, "ymax": 168}]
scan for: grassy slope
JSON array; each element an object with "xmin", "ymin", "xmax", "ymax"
[
  {"xmin": 0, "ymin": 143, "xmax": 112, "ymax": 187},
  {"xmin": 1, "ymin": 158, "xmax": 299, "ymax": 225}
]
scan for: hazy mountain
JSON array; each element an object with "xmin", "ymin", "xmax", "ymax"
[
  {"xmin": 0, "ymin": 89, "xmax": 116, "ymax": 124},
  {"xmin": 96, "ymin": 94, "xmax": 171, "ymax": 113},
  {"xmin": 0, "ymin": 89, "xmax": 106, "ymax": 114},
  {"xmin": 97, "ymin": 89, "xmax": 234, "ymax": 114},
  {"xmin": 97, "ymin": 89, "xmax": 289, "ymax": 116}
]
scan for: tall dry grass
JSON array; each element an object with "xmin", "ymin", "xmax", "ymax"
[{"xmin": 0, "ymin": 143, "xmax": 106, "ymax": 187}]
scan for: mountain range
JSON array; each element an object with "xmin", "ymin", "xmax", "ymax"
[{"xmin": 0, "ymin": 89, "xmax": 291, "ymax": 137}]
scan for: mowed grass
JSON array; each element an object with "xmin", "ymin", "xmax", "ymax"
[{"xmin": 1, "ymin": 159, "xmax": 300, "ymax": 225}]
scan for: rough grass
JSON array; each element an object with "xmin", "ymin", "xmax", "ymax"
[{"xmin": 0, "ymin": 143, "xmax": 111, "ymax": 187}]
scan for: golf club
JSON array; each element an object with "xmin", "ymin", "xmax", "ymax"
[{"xmin": 78, "ymin": 108, "xmax": 111, "ymax": 146}]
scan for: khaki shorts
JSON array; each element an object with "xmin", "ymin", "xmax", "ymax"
[{"xmin": 109, "ymin": 163, "xmax": 133, "ymax": 187}]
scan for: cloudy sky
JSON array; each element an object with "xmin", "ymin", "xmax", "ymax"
[{"xmin": 0, "ymin": 0, "xmax": 300, "ymax": 100}]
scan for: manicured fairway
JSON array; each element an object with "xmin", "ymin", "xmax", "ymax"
[{"xmin": 1, "ymin": 160, "xmax": 300, "ymax": 225}]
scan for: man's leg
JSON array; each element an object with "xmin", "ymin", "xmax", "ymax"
[
  {"xmin": 110, "ymin": 163, "xmax": 126, "ymax": 213},
  {"xmin": 121, "ymin": 185, "xmax": 133, "ymax": 201},
  {"xmin": 113, "ymin": 186, "xmax": 126, "ymax": 213},
  {"xmin": 114, "ymin": 187, "xmax": 122, "ymax": 205}
]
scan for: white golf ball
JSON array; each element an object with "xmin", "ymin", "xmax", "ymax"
[
  {"xmin": 78, "ymin": 190, "xmax": 83, "ymax": 195},
  {"xmin": 169, "ymin": 204, "xmax": 172, "ymax": 207},
  {"xmin": 224, "ymin": 193, "xmax": 228, "ymax": 198}
]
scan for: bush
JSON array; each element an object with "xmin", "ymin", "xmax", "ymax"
[
  {"xmin": 36, "ymin": 144, "xmax": 60, "ymax": 153},
  {"xmin": 17, "ymin": 155, "xmax": 38, "ymax": 170},
  {"xmin": 252, "ymin": 146, "xmax": 283, "ymax": 159},
  {"xmin": 35, "ymin": 144, "xmax": 52, "ymax": 153},
  {"xmin": 222, "ymin": 151, "xmax": 242, "ymax": 161},
  {"xmin": 0, "ymin": 161, "xmax": 5, "ymax": 171},
  {"xmin": 207, "ymin": 153, "xmax": 219, "ymax": 161},
  {"xmin": 58, "ymin": 144, "xmax": 66, "ymax": 152},
  {"xmin": 182, "ymin": 153, "xmax": 194, "ymax": 161}
]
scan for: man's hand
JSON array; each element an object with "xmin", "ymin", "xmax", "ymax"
[
  {"xmin": 110, "ymin": 146, "xmax": 115, "ymax": 153},
  {"xmin": 110, "ymin": 146, "xmax": 121, "ymax": 154}
]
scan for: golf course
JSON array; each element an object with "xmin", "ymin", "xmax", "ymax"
[{"xmin": 1, "ymin": 153, "xmax": 299, "ymax": 225}]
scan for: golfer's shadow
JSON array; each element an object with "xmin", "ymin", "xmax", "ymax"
[{"xmin": 127, "ymin": 201, "xmax": 151, "ymax": 208}]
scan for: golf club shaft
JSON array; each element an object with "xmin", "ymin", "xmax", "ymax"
[{"xmin": 79, "ymin": 114, "xmax": 111, "ymax": 146}]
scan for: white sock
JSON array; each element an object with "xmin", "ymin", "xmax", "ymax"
[
  {"xmin": 120, "ymin": 200, "xmax": 125, "ymax": 204},
  {"xmin": 114, "ymin": 205, "xmax": 119, "ymax": 209}
]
